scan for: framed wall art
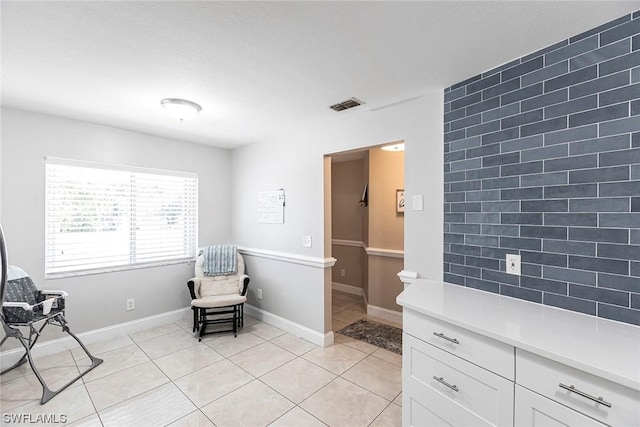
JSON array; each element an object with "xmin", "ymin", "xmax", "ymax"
[{"xmin": 396, "ymin": 189, "xmax": 405, "ymax": 213}]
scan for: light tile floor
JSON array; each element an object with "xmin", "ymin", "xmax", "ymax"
[
  {"xmin": 0, "ymin": 298, "xmax": 401, "ymax": 427},
  {"xmin": 332, "ymin": 291, "xmax": 368, "ymax": 332},
  {"xmin": 332, "ymin": 290, "xmax": 402, "ymax": 332}
]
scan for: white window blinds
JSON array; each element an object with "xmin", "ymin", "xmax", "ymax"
[{"xmin": 45, "ymin": 158, "xmax": 198, "ymax": 278}]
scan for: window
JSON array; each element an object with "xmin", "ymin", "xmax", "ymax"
[{"xmin": 45, "ymin": 158, "xmax": 198, "ymax": 278}]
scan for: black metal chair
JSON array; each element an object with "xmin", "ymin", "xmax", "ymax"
[{"xmin": 0, "ymin": 224, "xmax": 103, "ymax": 404}]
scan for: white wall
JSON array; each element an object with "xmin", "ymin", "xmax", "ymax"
[
  {"xmin": 231, "ymin": 92, "xmax": 444, "ymax": 333},
  {"xmin": 1, "ymin": 90, "xmax": 444, "ymax": 343},
  {"xmin": 0, "ymin": 108, "xmax": 232, "ymax": 334},
  {"xmin": 404, "ymin": 96, "xmax": 445, "ymax": 280}
]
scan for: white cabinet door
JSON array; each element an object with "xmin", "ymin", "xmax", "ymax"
[
  {"xmin": 403, "ymin": 333, "xmax": 514, "ymax": 427},
  {"xmin": 404, "ymin": 333, "xmax": 514, "ymax": 426},
  {"xmin": 403, "ymin": 309, "xmax": 514, "ymax": 380},
  {"xmin": 516, "ymin": 349, "xmax": 639, "ymax": 427},
  {"xmin": 515, "ymin": 385, "xmax": 604, "ymax": 427},
  {"xmin": 404, "ymin": 377, "xmax": 494, "ymax": 427}
]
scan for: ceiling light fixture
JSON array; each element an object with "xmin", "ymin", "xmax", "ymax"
[
  {"xmin": 381, "ymin": 143, "xmax": 405, "ymax": 152},
  {"xmin": 160, "ymin": 98, "xmax": 202, "ymax": 121}
]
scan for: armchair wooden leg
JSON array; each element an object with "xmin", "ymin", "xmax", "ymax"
[
  {"xmin": 192, "ymin": 307, "xmax": 199, "ymax": 333},
  {"xmin": 233, "ymin": 305, "xmax": 238, "ymax": 337},
  {"xmin": 198, "ymin": 309, "xmax": 206, "ymax": 342}
]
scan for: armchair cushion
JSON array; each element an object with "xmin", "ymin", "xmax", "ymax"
[
  {"xmin": 192, "ymin": 294, "xmax": 247, "ymax": 309},
  {"xmin": 200, "ymin": 279, "xmax": 241, "ymax": 297},
  {"xmin": 191, "ymin": 252, "xmax": 245, "ymax": 298}
]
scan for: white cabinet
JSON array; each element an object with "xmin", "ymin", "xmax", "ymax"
[
  {"xmin": 515, "ymin": 385, "xmax": 604, "ymax": 427},
  {"xmin": 403, "ymin": 333, "xmax": 514, "ymax": 426},
  {"xmin": 405, "ymin": 383, "xmax": 493, "ymax": 427},
  {"xmin": 516, "ymin": 350, "xmax": 640, "ymax": 427},
  {"xmin": 398, "ymin": 280, "xmax": 640, "ymax": 427},
  {"xmin": 403, "ymin": 309, "xmax": 514, "ymax": 380}
]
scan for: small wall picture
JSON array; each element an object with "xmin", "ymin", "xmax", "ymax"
[{"xmin": 396, "ymin": 189, "xmax": 405, "ymax": 213}]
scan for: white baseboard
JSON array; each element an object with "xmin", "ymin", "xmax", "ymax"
[
  {"xmin": 332, "ymin": 282, "xmax": 363, "ymax": 296},
  {"xmin": 244, "ymin": 304, "xmax": 333, "ymax": 347},
  {"xmin": 367, "ymin": 304, "xmax": 403, "ymax": 328},
  {"xmin": 332, "ymin": 282, "xmax": 368, "ymax": 306},
  {"xmin": 1, "ymin": 307, "xmax": 191, "ymax": 371}
]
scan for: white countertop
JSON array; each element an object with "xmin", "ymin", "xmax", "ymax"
[{"xmin": 397, "ymin": 279, "xmax": 640, "ymax": 391}]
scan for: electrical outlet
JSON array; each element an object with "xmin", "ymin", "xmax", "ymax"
[
  {"xmin": 506, "ymin": 254, "xmax": 521, "ymax": 276},
  {"xmin": 302, "ymin": 235, "xmax": 312, "ymax": 248},
  {"xmin": 126, "ymin": 298, "xmax": 135, "ymax": 311},
  {"xmin": 257, "ymin": 289, "xmax": 263, "ymax": 300},
  {"xmin": 340, "ymin": 269, "xmax": 346, "ymax": 277}
]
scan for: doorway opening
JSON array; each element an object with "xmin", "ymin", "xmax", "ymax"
[{"xmin": 324, "ymin": 142, "xmax": 405, "ymax": 336}]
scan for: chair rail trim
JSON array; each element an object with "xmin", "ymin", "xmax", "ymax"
[{"xmin": 238, "ymin": 247, "xmax": 336, "ymax": 268}]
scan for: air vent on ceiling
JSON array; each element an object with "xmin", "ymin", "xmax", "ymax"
[{"xmin": 330, "ymin": 98, "xmax": 364, "ymax": 112}]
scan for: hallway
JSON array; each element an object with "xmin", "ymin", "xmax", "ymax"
[
  {"xmin": 332, "ymin": 291, "xmax": 368, "ymax": 332},
  {"xmin": 332, "ymin": 290, "xmax": 402, "ymax": 333}
]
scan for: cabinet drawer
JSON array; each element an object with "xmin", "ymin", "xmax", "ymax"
[
  {"xmin": 404, "ymin": 310, "xmax": 514, "ymax": 380},
  {"xmin": 516, "ymin": 350, "xmax": 640, "ymax": 427},
  {"xmin": 404, "ymin": 381, "xmax": 493, "ymax": 427},
  {"xmin": 515, "ymin": 385, "xmax": 605, "ymax": 427},
  {"xmin": 404, "ymin": 333, "xmax": 514, "ymax": 426}
]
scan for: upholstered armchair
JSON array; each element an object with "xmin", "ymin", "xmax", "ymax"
[{"xmin": 187, "ymin": 249, "xmax": 249, "ymax": 341}]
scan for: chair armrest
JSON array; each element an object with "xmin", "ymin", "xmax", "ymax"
[
  {"xmin": 240, "ymin": 274, "xmax": 250, "ymax": 296},
  {"xmin": 40, "ymin": 290, "xmax": 69, "ymax": 297},
  {"xmin": 187, "ymin": 277, "xmax": 201, "ymax": 299},
  {"xmin": 2, "ymin": 302, "xmax": 33, "ymax": 311}
]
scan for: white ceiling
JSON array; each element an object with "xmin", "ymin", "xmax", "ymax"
[{"xmin": 2, "ymin": 1, "xmax": 638, "ymax": 149}]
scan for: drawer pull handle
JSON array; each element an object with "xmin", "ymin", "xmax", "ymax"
[
  {"xmin": 433, "ymin": 332, "xmax": 459, "ymax": 344},
  {"xmin": 433, "ymin": 376, "xmax": 459, "ymax": 392},
  {"xmin": 559, "ymin": 383, "xmax": 612, "ymax": 408}
]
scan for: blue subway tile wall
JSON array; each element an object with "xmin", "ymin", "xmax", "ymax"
[{"xmin": 443, "ymin": 11, "xmax": 640, "ymax": 327}]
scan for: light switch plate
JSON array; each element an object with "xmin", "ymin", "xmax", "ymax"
[{"xmin": 412, "ymin": 195, "xmax": 424, "ymax": 211}]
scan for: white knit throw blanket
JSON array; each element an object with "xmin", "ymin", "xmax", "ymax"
[{"xmin": 203, "ymin": 245, "xmax": 237, "ymax": 276}]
